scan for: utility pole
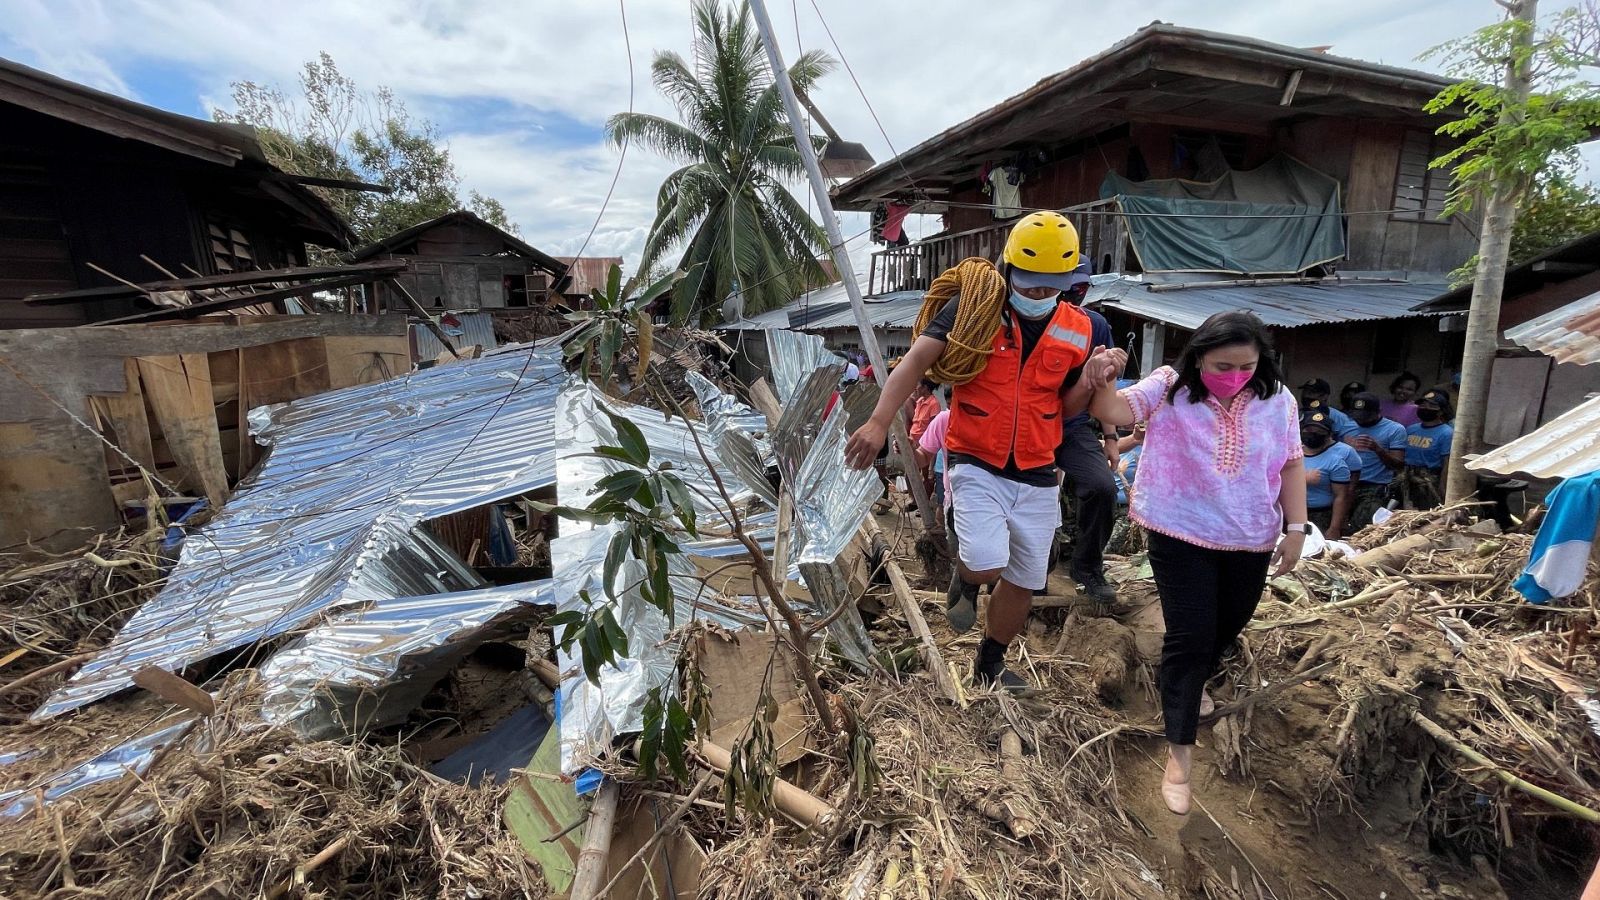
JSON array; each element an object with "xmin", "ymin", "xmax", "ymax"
[
  {"xmin": 747, "ymin": 0, "xmax": 938, "ymax": 532},
  {"xmin": 1447, "ymin": 0, "xmax": 1538, "ymax": 503}
]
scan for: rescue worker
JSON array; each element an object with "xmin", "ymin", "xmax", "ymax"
[
  {"xmin": 1344, "ymin": 391, "xmax": 1407, "ymax": 532},
  {"xmin": 1053, "ymin": 261, "xmax": 1120, "ymax": 612},
  {"xmin": 1398, "ymin": 389, "xmax": 1454, "ymax": 509},
  {"xmin": 844, "ymin": 212, "xmax": 1124, "ymax": 689}
]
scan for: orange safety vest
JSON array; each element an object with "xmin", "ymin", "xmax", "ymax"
[{"xmin": 945, "ymin": 302, "xmax": 1093, "ymax": 471}]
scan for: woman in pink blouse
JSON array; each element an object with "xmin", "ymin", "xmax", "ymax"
[{"xmin": 1089, "ymin": 311, "xmax": 1308, "ymax": 816}]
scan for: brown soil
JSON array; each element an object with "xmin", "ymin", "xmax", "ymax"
[{"xmin": 879, "ymin": 509, "xmax": 1593, "ymax": 900}]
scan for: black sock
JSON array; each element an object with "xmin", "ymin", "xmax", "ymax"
[{"xmin": 974, "ymin": 636, "xmax": 1008, "ymax": 681}]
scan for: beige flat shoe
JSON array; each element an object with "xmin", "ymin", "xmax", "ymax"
[
  {"xmin": 1199, "ymin": 690, "xmax": 1215, "ymax": 717},
  {"xmin": 1161, "ymin": 776, "xmax": 1192, "ymax": 815}
]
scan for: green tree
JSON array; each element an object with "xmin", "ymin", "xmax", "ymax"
[
  {"xmin": 214, "ymin": 53, "xmax": 518, "ymax": 245},
  {"xmin": 1422, "ymin": 1, "xmax": 1600, "ymax": 502},
  {"xmin": 1511, "ymin": 166, "xmax": 1600, "ymax": 261},
  {"xmin": 607, "ymin": 0, "xmax": 832, "ymax": 323}
]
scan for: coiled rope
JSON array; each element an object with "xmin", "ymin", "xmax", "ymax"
[{"xmin": 913, "ymin": 257, "xmax": 1008, "ymax": 385}]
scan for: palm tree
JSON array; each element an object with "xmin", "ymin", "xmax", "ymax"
[{"xmin": 608, "ymin": 0, "xmax": 833, "ymax": 323}]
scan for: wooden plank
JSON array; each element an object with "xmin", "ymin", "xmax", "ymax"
[
  {"xmin": 0, "ymin": 419, "xmax": 121, "ymax": 552},
  {"xmin": 236, "ymin": 338, "xmax": 331, "ymax": 408},
  {"xmin": 93, "ymin": 271, "xmax": 398, "ymax": 325},
  {"xmin": 136, "ymin": 354, "xmax": 229, "ymax": 507},
  {"xmin": 235, "ymin": 346, "xmax": 256, "ymax": 476},
  {"xmin": 132, "ymin": 666, "xmax": 215, "ymax": 716},
  {"xmin": 1485, "ymin": 356, "xmax": 1553, "ymax": 445},
  {"xmin": 24, "ymin": 260, "xmax": 406, "ymax": 305},
  {"xmin": 505, "ymin": 726, "xmax": 586, "ymax": 894},
  {"xmin": 89, "ymin": 358, "xmax": 156, "ymax": 478},
  {"xmin": 323, "ymin": 334, "xmax": 410, "ymax": 387}
]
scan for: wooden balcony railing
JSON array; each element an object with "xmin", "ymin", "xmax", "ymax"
[{"xmin": 867, "ymin": 199, "xmax": 1129, "ymax": 295}]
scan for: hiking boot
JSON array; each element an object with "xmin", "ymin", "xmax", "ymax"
[
  {"xmin": 1072, "ymin": 567, "xmax": 1117, "ymax": 615},
  {"xmin": 946, "ymin": 578, "xmax": 979, "ymax": 634}
]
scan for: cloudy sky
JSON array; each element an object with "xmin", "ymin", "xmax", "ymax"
[{"xmin": 0, "ymin": 0, "xmax": 1553, "ymax": 276}]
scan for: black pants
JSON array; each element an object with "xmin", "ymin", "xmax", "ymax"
[
  {"xmin": 1056, "ymin": 423, "xmax": 1117, "ymax": 576},
  {"xmin": 1147, "ymin": 530, "xmax": 1272, "ymax": 745}
]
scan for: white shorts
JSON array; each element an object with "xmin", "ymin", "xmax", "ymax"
[{"xmin": 948, "ymin": 463, "xmax": 1061, "ymax": 591}]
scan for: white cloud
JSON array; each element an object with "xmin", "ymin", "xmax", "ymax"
[{"xmin": 0, "ymin": 0, "xmax": 1548, "ymax": 284}]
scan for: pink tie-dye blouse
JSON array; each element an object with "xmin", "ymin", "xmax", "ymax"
[{"xmin": 1120, "ymin": 366, "xmax": 1303, "ymax": 552}]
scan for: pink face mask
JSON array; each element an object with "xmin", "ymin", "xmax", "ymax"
[{"xmin": 1200, "ymin": 369, "xmax": 1254, "ymax": 399}]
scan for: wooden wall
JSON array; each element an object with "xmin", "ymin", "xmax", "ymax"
[
  {"xmin": 928, "ymin": 117, "xmax": 1478, "ymax": 278},
  {"xmin": 0, "ymin": 315, "xmax": 409, "ymax": 553},
  {"xmin": 0, "ymin": 103, "xmax": 322, "ymax": 329}
]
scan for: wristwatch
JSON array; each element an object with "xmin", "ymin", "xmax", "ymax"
[{"xmin": 1285, "ymin": 523, "xmax": 1312, "ymax": 535}]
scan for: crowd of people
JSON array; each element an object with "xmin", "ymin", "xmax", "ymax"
[{"xmin": 839, "ymin": 212, "xmax": 1462, "ymax": 817}]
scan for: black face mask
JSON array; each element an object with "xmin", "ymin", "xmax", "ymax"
[
  {"xmin": 1417, "ymin": 408, "xmax": 1442, "ymax": 424},
  {"xmin": 1302, "ymin": 430, "xmax": 1329, "ymax": 448}
]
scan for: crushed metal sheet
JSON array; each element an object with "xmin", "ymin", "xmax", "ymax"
[
  {"xmin": 34, "ymin": 344, "xmax": 569, "ymax": 720},
  {"xmin": 553, "ymin": 332, "xmax": 879, "ymax": 771},
  {"xmin": 767, "ymin": 327, "xmax": 844, "ymax": 413},
  {"xmin": 552, "ymin": 384, "xmax": 768, "ymax": 771},
  {"xmin": 0, "ymin": 719, "xmax": 197, "ymax": 820},
  {"xmin": 258, "ymin": 580, "xmax": 555, "ymax": 739},
  {"xmin": 1506, "ymin": 290, "xmax": 1600, "ymax": 366},
  {"xmin": 1468, "ymin": 392, "xmax": 1600, "ymax": 480}
]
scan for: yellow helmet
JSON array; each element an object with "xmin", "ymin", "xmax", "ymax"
[{"xmin": 1002, "ymin": 211, "xmax": 1081, "ymax": 276}]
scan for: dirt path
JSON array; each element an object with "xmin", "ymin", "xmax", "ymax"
[{"xmin": 879, "ymin": 509, "xmax": 1543, "ymax": 899}]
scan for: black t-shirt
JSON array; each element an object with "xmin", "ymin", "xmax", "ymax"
[{"xmin": 923, "ymin": 296, "xmax": 1059, "ymax": 488}]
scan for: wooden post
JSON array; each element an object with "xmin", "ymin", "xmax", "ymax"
[
  {"xmin": 391, "ymin": 280, "xmax": 462, "ymax": 359},
  {"xmin": 137, "ymin": 354, "xmax": 229, "ymax": 508},
  {"xmin": 569, "ymin": 779, "xmax": 621, "ymax": 900},
  {"xmin": 696, "ymin": 739, "xmax": 834, "ymax": 828},
  {"xmin": 1140, "ymin": 321, "xmax": 1164, "ymax": 377},
  {"xmin": 747, "ymin": 0, "xmax": 937, "ymax": 534}
]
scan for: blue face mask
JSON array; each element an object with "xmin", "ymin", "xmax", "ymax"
[{"xmin": 1008, "ymin": 290, "xmax": 1059, "ymax": 318}]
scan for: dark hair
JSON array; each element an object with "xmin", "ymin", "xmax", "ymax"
[
  {"xmin": 919, "ymin": 378, "xmax": 937, "ymax": 392},
  {"xmin": 1389, "ymin": 371, "xmax": 1421, "ymax": 393},
  {"xmin": 1168, "ymin": 310, "xmax": 1284, "ymax": 404}
]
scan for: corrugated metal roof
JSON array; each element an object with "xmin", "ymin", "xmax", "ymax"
[
  {"xmin": 1505, "ymin": 290, "xmax": 1600, "ymax": 366},
  {"xmin": 555, "ymin": 256, "xmax": 624, "ymax": 297},
  {"xmin": 719, "ymin": 283, "xmax": 925, "ymax": 332},
  {"xmin": 35, "ymin": 344, "xmax": 568, "ymax": 719},
  {"xmin": 1469, "ymin": 392, "xmax": 1600, "ymax": 480},
  {"xmin": 1087, "ymin": 277, "xmax": 1449, "ymax": 330},
  {"xmin": 411, "ymin": 310, "xmax": 499, "ymax": 360}
]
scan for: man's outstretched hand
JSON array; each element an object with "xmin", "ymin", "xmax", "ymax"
[{"xmin": 844, "ymin": 419, "xmax": 888, "ymax": 470}]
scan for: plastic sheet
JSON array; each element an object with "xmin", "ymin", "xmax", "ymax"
[{"xmin": 35, "ymin": 345, "xmax": 570, "ymax": 721}]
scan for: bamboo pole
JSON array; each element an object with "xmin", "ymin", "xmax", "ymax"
[
  {"xmin": 569, "ymin": 780, "xmax": 622, "ymax": 900},
  {"xmin": 697, "ymin": 739, "xmax": 834, "ymax": 828},
  {"xmin": 1411, "ymin": 711, "xmax": 1600, "ymax": 823},
  {"xmin": 864, "ymin": 519, "xmax": 960, "ymax": 703}
]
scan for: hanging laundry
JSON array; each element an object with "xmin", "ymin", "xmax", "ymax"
[
  {"xmin": 1514, "ymin": 468, "xmax": 1600, "ymax": 604},
  {"xmin": 870, "ymin": 203, "xmax": 888, "ymax": 244},
  {"xmin": 984, "ymin": 165, "xmax": 1025, "ymax": 218},
  {"xmin": 882, "ymin": 202, "xmax": 911, "ymax": 245}
]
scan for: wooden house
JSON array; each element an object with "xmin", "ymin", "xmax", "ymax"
[
  {"xmin": 0, "ymin": 56, "xmax": 352, "ymax": 329},
  {"xmin": 830, "ymin": 24, "xmax": 1484, "ymax": 390},
  {"xmin": 354, "ymin": 210, "xmax": 570, "ymax": 314}
]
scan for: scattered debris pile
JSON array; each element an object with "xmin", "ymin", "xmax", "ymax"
[
  {"xmin": 1209, "ymin": 507, "xmax": 1599, "ymax": 888},
  {"xmin": 0, "ymin": 529, "xmax": 169, "ymax": 721},
  {"xmin": 0, "ymin": 679, "xmax": 542, "ymax": 899}
]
